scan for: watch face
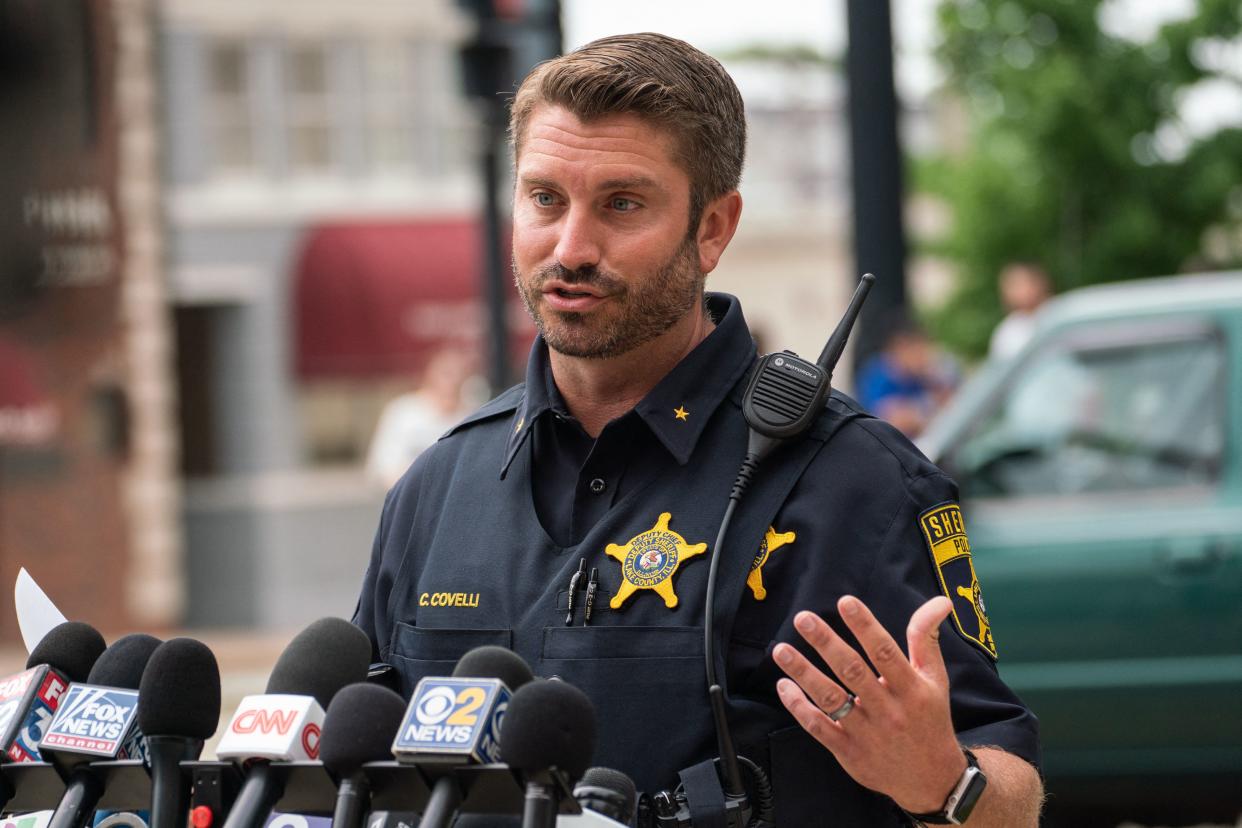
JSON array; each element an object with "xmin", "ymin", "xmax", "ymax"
[{"xmin": 951, "ymin": 766, "xmax": 988, "ymax": 823}]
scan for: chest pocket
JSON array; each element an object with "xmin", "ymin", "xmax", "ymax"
[
  {"xmin": 539, "ymin": 625, "xmax": 714, "ymax": 796},
  {"xmin": 386, "ymin": 622, "xmax": 513, "ymax": 698}
]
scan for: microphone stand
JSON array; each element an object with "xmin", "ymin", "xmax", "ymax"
[{"xmin": 146, "ymin": 736, "xmax": 205, "ymax": 828}]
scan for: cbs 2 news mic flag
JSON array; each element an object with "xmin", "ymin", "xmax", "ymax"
[
  {"xmin": 0, "ymin": 666, "xmax": 71, "ymax": 762},
  {"xmin": 216, "ymin": 695, "xmax": 324, "ymax": 762},
  {"xmin": 392, "ymin": 677, "xmax": 510, "ymax": 765},
  {"xmin": 38, "ymin": 684, "xmax": 146, "ymax": 762}
]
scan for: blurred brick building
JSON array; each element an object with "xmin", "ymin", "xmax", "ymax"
[{"xmin": 0, "ymin": 0, "xmax": 179, "ymax": 639}]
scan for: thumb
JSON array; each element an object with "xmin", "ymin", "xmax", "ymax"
[{"xmin": 907, "ymin": 595, "xmax": 953, "ymax": 684}]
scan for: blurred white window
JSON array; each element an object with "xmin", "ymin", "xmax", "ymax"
[
  {"xmin": 287, "ymin": 43, "xmax": 333, "ymax": 172},
  {"xmin": 945, "ymin": 325, "xmax": 1225, "ymax": 499},
  {"xmin": 208, "ymin": 41, "xmax": 255, "ymax": 171},
  {"xmin": 364, "ymin": 41, "xmax": 416, "ymax": 171}
]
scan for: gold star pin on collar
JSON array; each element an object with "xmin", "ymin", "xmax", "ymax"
[{"xmin": 673, "ymin": 406, "xmax": 690, "ymax": 421}]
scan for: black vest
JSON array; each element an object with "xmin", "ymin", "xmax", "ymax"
[{"xmin": 372, "ymin": 386, "xmax": 911, "ymax": 825}]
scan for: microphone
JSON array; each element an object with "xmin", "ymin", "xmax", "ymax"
[
  {"xmin": 29, "ymin": 623, "xmax": 108, "ymax": 682},
  {"xmin": 500, "ymin": 679, "xmax": 597, "ymax": 828},
  {"xmin": 217, "ymin": 617, "xmax": 371, "ymax": 828},
  {"xmin": 0, "ymin": 621, "xmax": 105, "ymax": 764},
  {"xmin": 391, "ymin": 645, "xmax": 534, "ymax": 828},
  {"xmin": 319, "ymin": 683, "xmax": 407, "ymax": 828},
  {"xmin": 574, "ymin": 767, "xmax": 637, "ymax": 827},
  {"xmin": 40, "ymin": 633, "xmax": 162, "ymax": 828},
  {"xmin": 136, "ymin": 638, "xmax": 221, "ymax": 828}
]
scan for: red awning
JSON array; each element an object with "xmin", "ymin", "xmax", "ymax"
[{"xmin": 294, "ymin": 220, "xmax": 533, "ymax": 379}]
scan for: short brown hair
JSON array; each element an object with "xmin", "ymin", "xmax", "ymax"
[{"xmin": 509, "ymin": 33, "xmax": 746, "ymax": 230}]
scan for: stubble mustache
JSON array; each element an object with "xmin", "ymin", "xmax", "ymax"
[{"xmin": 531, "ymin": 263, "xmax": 626, "ymax": 296}]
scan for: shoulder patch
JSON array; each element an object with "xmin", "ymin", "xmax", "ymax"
[{"xmin": 918, "ymin": 503, "xmax": 997, "ymax": 659}]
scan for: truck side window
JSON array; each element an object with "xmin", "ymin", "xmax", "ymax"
[{"xmin": 945, "ymin": 331, "xmax": 1225, "ymax": 499}]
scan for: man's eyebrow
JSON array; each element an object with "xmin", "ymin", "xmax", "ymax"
[
  {"xmin": 517, "ymin": 174, "xmax": 665, "ymax": 193},
  {"xmin": 519, "ymin": 175, "xmax": 559, "ymax": 189},
  {"xmin": 597, "ymin": 176, "xmax": 663, "ymax": 193}
]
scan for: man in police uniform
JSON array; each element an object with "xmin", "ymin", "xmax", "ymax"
[{"xmin": 354, "ymin": 33, "xmax": 1042, "ymax": 825}]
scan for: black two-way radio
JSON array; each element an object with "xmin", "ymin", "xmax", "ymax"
[{"xmin": 643, "ymin": 274, "xmax": 876, "ymax": 828}]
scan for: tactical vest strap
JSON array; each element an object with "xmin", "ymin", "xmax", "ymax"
[{"xmin": 678, "ymin": 758, "xmax": 728, "ymax": 828}]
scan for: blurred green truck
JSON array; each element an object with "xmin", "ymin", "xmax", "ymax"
[{"xmin": 918, "ymin": 273, "xmax": 1242, "ymax": 824}]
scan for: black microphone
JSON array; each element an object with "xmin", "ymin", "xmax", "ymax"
[
  {"xmin": 500, "ymin": 679, "xmax": 596, "ymax": 828},
  {"xmin": 0, "ymin": 622, "xmax": 106, "ymax": 812},
  {"xmin": 218, "ymin": 617, "xmax": 371, "ymax": 828},
  {"xmin": 391, "ymin": 645, "xmax": 535, "ymax": 828},
  {"xmin": 574, "ymin": 767, "xmax": 637, "ymax": 827},
  {"xmin": 136, "ymin": 638, "xmax": 221, "ymax": 828},
  {"xmin": 0, "ymin": 621, "xmax": 106, "ymax": 767},
  {"xmin": 28, "ymin": 623, "xmax": 109, "ymax": 682},
  {"xmin": 42, "ymin": 633, "xmax": 161, "ymax": 828},
  {"xmin": 319, "ymin": 683, "xmax": 407, "ymax": 828}
]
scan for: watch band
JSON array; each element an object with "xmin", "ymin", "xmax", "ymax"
[{"xmin": 905, "ymin": 748, "xmax": 988, "ymax": 825}]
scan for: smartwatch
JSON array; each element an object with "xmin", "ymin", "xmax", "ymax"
[{"xmin": 906, "ymin": 748, "xmax": 988, "ymax": 825}]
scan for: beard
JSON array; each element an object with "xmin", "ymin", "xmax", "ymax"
[{"xmin": 513, "ymin": 236, "xmax": 705, "ymax": 360}]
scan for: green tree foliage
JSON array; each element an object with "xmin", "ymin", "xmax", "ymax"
[{"xmin": 921, "ymin": 0, "xmax": 1242, "ymax": 356}]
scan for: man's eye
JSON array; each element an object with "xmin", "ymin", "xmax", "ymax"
[
  {"xmin": 534, "ymin": 192, "xmax": 556, "ymax": 207},
  {"xmin": 610, "ymin": 197, "xmax": 638, "ymax": 212}
]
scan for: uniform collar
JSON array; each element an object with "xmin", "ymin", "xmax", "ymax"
[{"xmin": 501, "ymin": 293, "xmax": 756, "ymax": 476}]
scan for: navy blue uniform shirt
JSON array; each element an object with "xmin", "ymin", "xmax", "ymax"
[{"xmin": 353, "ymin": 294, "xmax": 1039, "ymax": 825}]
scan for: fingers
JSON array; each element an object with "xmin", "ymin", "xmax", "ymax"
[
  {"xmin": 775, "ymin": 678, "xmax": 848, "ymax": 750},
  {"xmin": 836, "ymin": 596, "xmax": 918, "ymax": 694},
  {"xmin": 907, "ymin": 596, "xmax": 953, "ymax": 683},
  {"xmin": 773, "ymin": 641, "xmax": 855, "ymax": 717},
  {"xmin": 791, "ymin": 609, "xmax": 885, "ymax": 699}
]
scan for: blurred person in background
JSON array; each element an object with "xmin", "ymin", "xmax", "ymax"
[
  {"xmin": 365, "ymin": 347, "xmax": 478, "ymax": 487},
  {"xmin": 857, "ymin": 313, "xmax": 959, "ymax": 438},
  {"xmin": 989, "ymin": 262, "xmax": 1052, "ymax": 361}
]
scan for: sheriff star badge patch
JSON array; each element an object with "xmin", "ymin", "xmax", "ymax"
[
  {"xmin": 605, "ymin": 513, "xmax": 707, "ymax": 609},
  {"xmin": 746, "ymin": 525, "xmax": 797, "ymax": 600}
]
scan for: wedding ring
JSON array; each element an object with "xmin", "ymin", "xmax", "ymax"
[{"xmin": 827, "ymin": 693, "xmax": 856, "ymax": 722}]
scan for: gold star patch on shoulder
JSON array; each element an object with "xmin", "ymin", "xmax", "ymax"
[
  {"xmin": 673, "ymin": 406, "xmax": 690, "ymax": 421},
  {"xmin": 746, "ymin": 525, "xmax": 796, "ymax": 600},
  {"xmin": 605, "ymin": 512, "xmax": 707, "ymax": 609},
  {"xmin": 919, "ymin": 503, "xmax": 997, "ymax": 659}
]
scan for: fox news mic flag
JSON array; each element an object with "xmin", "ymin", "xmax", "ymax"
[{"xmin": 40, "ymin": 633, "xmax": 161, "ymax": 828}]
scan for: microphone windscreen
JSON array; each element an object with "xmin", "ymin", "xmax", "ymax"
[
  {"xmin": 26, "ymin": 621, "xmax": 106, "ymax": 681},
  {"xmin": 577, "ymin": 767, "xmax": 638, "ymax": 825},
  {"xmin": 265, "ymin": 617, "xmax": 372, "ymax": 709},
  {"xmin": 320, "ymin": 682, "xmax": 407, "ymax": 778},
  {"xmin": 137, "ymin": 637, "xmax": 222, "ymax": 739},
  {"xmin": 500, "ymin": 679, "xmax": 596, "ymax": 781},
  {"xmin": 451, "ymin": 645, "xmax": 534, "ymax": 690},
  {"xmin": 87, "ymin": 633, "xmax": 162, "ymax": 688}
]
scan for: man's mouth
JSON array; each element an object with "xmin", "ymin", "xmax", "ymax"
[{"xmin": 541, "ymin": 282, "xmax": 608, "ymax": 311}]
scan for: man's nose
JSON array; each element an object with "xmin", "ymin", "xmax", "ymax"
[{"xmin": 554, "ymin": 207, "xmax": 602, "ymax": 273}]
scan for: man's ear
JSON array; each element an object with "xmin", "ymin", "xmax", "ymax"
[{"xmin": 695, "ymin": 190, "xmax": 743, "ymax": 275}]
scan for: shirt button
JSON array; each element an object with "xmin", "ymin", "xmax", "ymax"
[{"xmin": 589, "ymin": 478, "xmax": 607, "ymax": 494}]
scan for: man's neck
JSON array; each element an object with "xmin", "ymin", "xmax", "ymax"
[{"xmin": 549, "ymin": 308, "xmax": 715, "ymax": 437}]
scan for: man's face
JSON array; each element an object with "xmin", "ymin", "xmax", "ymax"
[{"xmin": 512, "ymin": 105, "xmax": 702, "ymax": 360}]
